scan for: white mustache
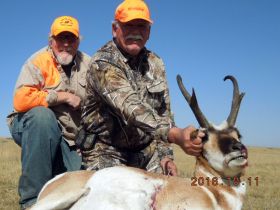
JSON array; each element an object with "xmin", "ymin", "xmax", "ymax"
[
  {"xmin": 59, "ymin": 48, "xmax": 73, "ymax": 52},
  {"xmin": 125, "ymin": 34, "xmax": 143, "ymax": 41}
]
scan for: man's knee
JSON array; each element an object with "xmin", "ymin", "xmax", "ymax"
[{"xmin": 27, "ymin": 106, "xmax": 57, "ymax": 128}]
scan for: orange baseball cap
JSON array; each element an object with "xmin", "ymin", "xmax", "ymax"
[
  {"xmin": 50, "ymin": 16, "xmax": 79, "ymax": 37},
  {"xmin": 115, "ymin": 0, "xmax": 153, "ymax": 24}
]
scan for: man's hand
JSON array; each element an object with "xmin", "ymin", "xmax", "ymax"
[
  {"xmin": 168, "ymin": 126, "xmax": 204, "ymax": 157},
  {"xmin": 57, "ymin": 92, "xmax": 81, "ymax": 110},
  {"xmin": 160, "ymin": 157, "xmax": 178, "ymax": 176},
  {"xmin": 65, "ymin": 93, "xmax": 81, "ymax": 110}
]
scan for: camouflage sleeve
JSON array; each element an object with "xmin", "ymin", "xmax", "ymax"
[
  {"xmin": 80, "ymin": 65, "xmax": 99, "ymax": 131},
  {"xmin": 157, "ymin": 141, "xmax": 174, "ymax": 161},
  {"xmin": 92, "ymin": 60, "xmax": 172, "ymax": 142},
  {"xmin": 76, "ymin": 65, "xmax": 111, "ymax": 150}
]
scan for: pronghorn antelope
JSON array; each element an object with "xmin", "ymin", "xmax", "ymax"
[{"xmin": 31, "ymin": 75, "xmax": 247, "ymax": 210}]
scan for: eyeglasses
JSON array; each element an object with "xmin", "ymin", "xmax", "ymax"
[
  {"xmin": 119, "ymin": 22, "xmax": 150, "ymax": 31},
  {"xmin": 53, "ymin": 33, "xmax": 78, "ymax": 43}
]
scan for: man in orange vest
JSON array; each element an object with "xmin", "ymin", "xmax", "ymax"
[{"xmin": 7, "ymin": 16, "xmax": 91, "ymax": 209}]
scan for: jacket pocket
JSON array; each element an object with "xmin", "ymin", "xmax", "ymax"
[
  {"xmin": 78, "ymin": 73, "xmax": 86, "ymax": 87},
  {"xmin": 146, "ymin": 80, "xmax": 166, "ymax": 111}
]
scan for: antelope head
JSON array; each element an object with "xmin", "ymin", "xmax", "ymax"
[{"xmin": 177, "ymin": 75, "xmax": 248, "ymax": 178}]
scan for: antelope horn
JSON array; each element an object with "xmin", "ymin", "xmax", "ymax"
[
  {"xmin": 224, "ymin": 75, "xmax": 245, "ymax": 127},
  {"xmin": 176, "ymin": 75, "xmax": 210, "ymax": 128}
]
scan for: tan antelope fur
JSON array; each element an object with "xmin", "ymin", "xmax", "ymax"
[{"xmin": 31, "ymin": 75, "xmax": 247, "ymax": 210}]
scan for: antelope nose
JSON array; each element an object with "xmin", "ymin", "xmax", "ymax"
[{"xmin": 231, "ymin": 142, "xmax": 244, "ymax": 152}]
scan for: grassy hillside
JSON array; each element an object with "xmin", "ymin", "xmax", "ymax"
[{"xmin": 0, "ymin": 137, "xmax": 279, "ymax": 210}]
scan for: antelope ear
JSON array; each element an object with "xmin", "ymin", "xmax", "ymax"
[{"xmin": 31, "ymin": 188, "xmax": 89, "ymax": 210}]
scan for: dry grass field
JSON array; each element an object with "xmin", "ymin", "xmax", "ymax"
[
  {"xmin": 0, "ymin": 138, "xmax": 21, "ymax": 210},
  {"xmin": 0, "ymin": 137, "xmax": 279, "ymax": 210}
]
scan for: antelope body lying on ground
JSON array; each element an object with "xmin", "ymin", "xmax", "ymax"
[{"xmin": 31, "ymin": 75, "xmax": 247, "ymax": 210}]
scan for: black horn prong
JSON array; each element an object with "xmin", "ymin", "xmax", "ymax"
[
  {"xmin": 224, "ymin": 75, "xmax": 245, "ymax": 127},
  {"xmin": 176, "ymin": 74, "xmax": 210, "ymax": 128},
  {"xmin": 176, "ymin": 75, "xmax": 192, "ymax": 102}
]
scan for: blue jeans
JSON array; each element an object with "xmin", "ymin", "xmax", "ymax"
[{"xmin": 9, "ymin": 107, "xmax": 81, "ymax": 209}]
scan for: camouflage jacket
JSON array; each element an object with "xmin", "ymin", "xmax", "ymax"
[{"xmin": 79, "ymin": 40, "xmax": 174, "ymax": 156}]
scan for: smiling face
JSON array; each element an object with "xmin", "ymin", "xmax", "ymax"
[
  {"xmin": 202, "ymin": 126, "xmax": 248, "ymax": 177},
  {"xmin": 112, "ymin": 19, "xmax": 150, "ymax": 56},
  {"xmin": 50, "ymin": 32, "xmax": 79, "ymax": 65}
]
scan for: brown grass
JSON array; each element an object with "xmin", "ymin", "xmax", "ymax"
[
  {"xmin": 0, "ymin": 138, "xmax": 279, "ymax": 210},
  {"xmin": 0, "ymin": 138, "xmax": 21, "ymax": 210}
]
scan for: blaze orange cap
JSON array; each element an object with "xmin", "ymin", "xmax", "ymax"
[
  {"xmin": 115, "ymin": 0, "xmax": 153, "ymax": 24},
  {"xmin": 50, "ymin": 16, "xmax": 79, "ymax": 37}
]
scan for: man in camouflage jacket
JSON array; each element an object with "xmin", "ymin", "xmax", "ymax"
[{"xmin": 78, "ymin": 0, "xmax": 205, "ymax": 175}]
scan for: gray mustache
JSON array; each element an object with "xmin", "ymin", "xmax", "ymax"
[
  {"xmin": 125, "ymin": 34, "xmax": 143, "ymax": 41},
  {"xmin": 60, "ymin": 48, "xmax": 73, "ymax": 52}
]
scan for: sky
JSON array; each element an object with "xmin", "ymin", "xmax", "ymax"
[{"xmin": 0, "ymin": 0, "xmax": 279, "ymax": 148}]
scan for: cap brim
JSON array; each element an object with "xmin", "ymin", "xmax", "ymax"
[
  {"xmin": 53, "ymin": 29, "xmax": 79, "ymax": 37},
  {"xmin": 118, "ymin": 16, "xmax": 153, "ymax": 24}
]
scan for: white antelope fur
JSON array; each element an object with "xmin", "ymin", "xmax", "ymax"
[
  {"xmin": 31, "ymin": 128, "xmax": 248, "ymax": 210},
  {"xmin": 71, "ymin": 167, "xmax": 164, "ymax": 210}
]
